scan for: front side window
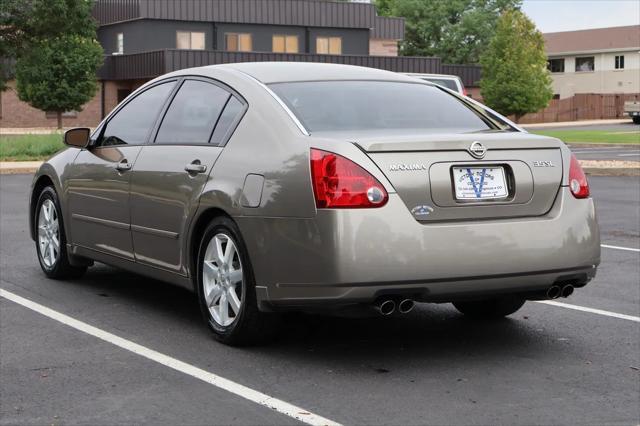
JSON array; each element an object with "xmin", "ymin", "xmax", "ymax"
[
  {"xmin": 575, "ymin": 56, "xmax": 594, "ymax": 72},
  {"xmin": 176, "ymin": 31, "xmax": 205, "ymax": 50},
  {"xmin": 316, "ymin": 37, "xmax": 342, "ymax": 54},
  {"xmin": 155, "ymin": 80, "xmax": 231, "ymax": 145},
  {"xmin": 99, "ymin": 82, "xmax": 175, "ymax": 146},
  {"xmin": 273, "ymin": 35, "xmax": 299, "ymax": 53},
  {"xmin": 225, "ymin": 33, "xmax": 252, "ymax": 52},
  {"xmin": 270, "ymin": 81, "xmax": 492, "ymax": 133},
  {"xmin": 615, "ymin": 55, "xmax": 625, "ymax": 69},
  {"xmin": 547, "ymin": 58, "xmax": 564, "ymax": 73}
]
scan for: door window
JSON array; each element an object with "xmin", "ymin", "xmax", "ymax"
[
  {"xmin": 155, "ymin": 80, "xmax": 231, "ymax": 145},
  {"xmin": 210, "ymin": 96, "xmax": 245, "ymax": 145},
  {"xmin": 98, "ymin": 81, "xmax": 175, "ymax": 147}
]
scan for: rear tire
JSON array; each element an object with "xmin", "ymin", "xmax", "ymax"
[
  {"xmin": 453, "ymin": 295, "xmax": 525, "ymax": 319},
  {"xmin": 632, "ymin": 116, "xmax": 640, "ymax": 125},
  {"xmin": 196, "ymin": 216, "xmax": 278, "ymax": 346},
  {"xmin": 34, "ymin": 186, "xmax": 87, "ymax": 279}
]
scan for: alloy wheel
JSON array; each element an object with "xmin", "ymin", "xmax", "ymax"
[
  {"xmin": 37, "ymin": 199, "xmax": 60, "ymax": 268},
  {"xmin": 202, "ymin": 233, "xmax": 244, "ymax": 327}
]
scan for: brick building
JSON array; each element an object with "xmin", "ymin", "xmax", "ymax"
[{"xmin": 0, "ymin": 0, "xmax": 481, "ymax": 129}]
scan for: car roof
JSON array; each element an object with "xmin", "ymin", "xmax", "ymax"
[{"xmin": 195, "ymin": 62, "xmax": 423, "ymax": 84}]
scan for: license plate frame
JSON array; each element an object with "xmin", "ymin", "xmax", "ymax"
[{"xmin": 452, "ymin": 166, "xmax": 509, "ymax": 200}]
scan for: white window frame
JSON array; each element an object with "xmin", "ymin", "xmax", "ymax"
[{"xmin": 114, "ymin": 33, "xmax": 124, "ymax": 55}]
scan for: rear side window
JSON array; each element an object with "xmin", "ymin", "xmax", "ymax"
[
  {"xmin": 270, "ymin": 81, "xmax": 491, "ymax": 133},
  {"xmin": 155, "ymin": 80, "xmax": 230, "ymax": 145},
  {"xmin": 210, "ymin": 96, "xmax": 244, "ymax": 145},
  {"xmin": 99, "ymin": 81, "xmax": 175, "ymax": 146}
]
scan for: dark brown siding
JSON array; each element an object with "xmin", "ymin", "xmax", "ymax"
[
  {"xmin": 92, "ymin": 0, "xmax": 141, "ymax": 24},
  {"xmin": 98, "ymin": 49, "xmax": 442, "ymax": 80},
  {"xmin": 94, "ymin": 0, "xmax": 380, "ymax": 29},
  {"xmin": 371, "ymin": 16, "xmax": 404, "ymax": 40},
  {"xmin": 441, "ymin": 64, "xmax": 482, "ymax": 87}
]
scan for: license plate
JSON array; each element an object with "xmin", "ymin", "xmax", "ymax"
[{"xmin": 453, "ymin": 167, "xmax": 508, "ymax": 200}]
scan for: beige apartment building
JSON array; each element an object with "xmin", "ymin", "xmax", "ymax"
[{"xmin": 544, "ymin": 25, "xmax": 639, "ymax": 99}]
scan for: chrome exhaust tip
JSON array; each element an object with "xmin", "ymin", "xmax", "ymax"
[
  {"xmin": 546, "ymin": 285, "xmax": 561, "ymax": 299},
  {"xmin": 561, "ymin": 285, "xmax": 574, "ymax": 298},
  {"xmin": 375, "ymin": 299, "xmax": 396, "ymax": 316},
  {"xmin": 398, "ymin": 299, "xmax": 415, "ymax": 314}
]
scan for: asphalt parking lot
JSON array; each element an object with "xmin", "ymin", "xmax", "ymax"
[{"xmin": 1, "ymin": 173, "xmax": 639, "ymax": 425}]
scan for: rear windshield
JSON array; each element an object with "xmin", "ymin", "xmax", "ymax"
[
  {"xmin": 269, "ymin": 81, "xmax": 491, "ymax": 133},
  {"xmin": 419, "ymin": 78, "xmax": 459, "ymax": 91}
]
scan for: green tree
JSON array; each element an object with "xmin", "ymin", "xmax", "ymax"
[
  {"xmin": 479, "ymin": 9, "xmax": 553, "ymax": 122},
  {"xmin": 16, "ymin": 36, "xmax": 103, "ymax": 128},
  {"xmin": 375, "ymin": 0, "xmax": 521, "ymax": 64},
  {"xmin": 5, "ymin": 0, "xmax": 103, "ymax": 127}
]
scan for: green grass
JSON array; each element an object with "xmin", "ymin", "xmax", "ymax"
[
  {"xmin": 531, "ymin": 130, "xmax": 640, "ymax": 144},
  {"xmin": 0, "ymin": 134, "xmax": 65, "ymax": 161}
]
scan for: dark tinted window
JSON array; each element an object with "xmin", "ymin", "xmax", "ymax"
[
  {"xmin": 270, "ymin": 81, "xmax": 491, "ymax": 133},
  {"xmin": 99, "ymin": 82, "xmax": 175, "ymax": 146},
  {"xmin": 420, "ymin": 78, "xmax": 458, "ymax": 91},
  {"xmin": 210, "ymin": 96, "xmax": 244, "ymax": 145},
  {"xmin": 156, "ymin": 80, "xmax": 230, "ymax": 145}
]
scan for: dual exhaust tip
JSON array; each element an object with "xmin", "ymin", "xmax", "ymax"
[
  {"xmin": 375, "ymin": 297, "xmax": 415, "ymax": 316},
  {"xmin": 547, "ymin": 284, "xmax": 574, "ymax": 299}
]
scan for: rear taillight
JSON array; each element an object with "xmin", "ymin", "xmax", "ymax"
[
  {"xmin": 569, "ymin": 153, "xmax": 590, "ymax": 198},
  {"xmin": 310, "ymin": 148, "xmax": 388, "ymax": 208},
  {"xmin": 462, "ymin": 87, "xmax": 468, "ymax": 97}
]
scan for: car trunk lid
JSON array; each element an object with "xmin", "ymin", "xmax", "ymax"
[{"xmin": 352, "ymin": 131, "xmax": 564, "ymax": 222}]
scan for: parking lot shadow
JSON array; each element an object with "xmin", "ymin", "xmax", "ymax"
[{"xmin": 62, "ymin": 264, "xmax": 561, "ymax": 369}]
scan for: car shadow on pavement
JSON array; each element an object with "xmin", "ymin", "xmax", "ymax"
[{"xmin": 66, "ymin": 264, "xmax": 568, "ymax": 370}]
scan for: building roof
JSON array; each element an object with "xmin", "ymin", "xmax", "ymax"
[
  {"xmin": 92, "ymin": 0, "xmax": 405, "ymax": 40},
  {"xmin": 544, "ymin": 25, "xmax": 640, "ymax": 55}
]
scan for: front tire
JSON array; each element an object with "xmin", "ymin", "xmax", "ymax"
[
  {"xmin": 632, "ymin": 116, "xmax": 640, "ymax": 125},
  {"xmin": 196, "ymin": 216, "xmax": 278, "ymax": 345},
  {"xmin": 35, "ymin": 186, "xmax": 86, "ymax": 279},
  {"xmin": 453, "ymin": 295, "xmax": 525, "ymax": 319}
]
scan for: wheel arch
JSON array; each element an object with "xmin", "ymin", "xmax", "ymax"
[
  {"xmin": 187, "ymin": 207, "xmax": 235, "ymax": 289},
  {"xmin": 29, "ymin": 174, "xmax": 56, "ymax": 241}
]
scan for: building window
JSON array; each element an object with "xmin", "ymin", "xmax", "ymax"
[
  {"xmin": 273, "ymin": 35, "xmax": 299, "ymax": 53},
  {"xmin": 575, "ymin": 56, "xmax": 594, "ymax": 72},
  {"xmin": 176, "ymin": 31, "xmax": 205, "ymax": 50},
  {"xmin": 115, "ymin": 33, "xmax": 124, "ymax": 54},
  {"xmin": 615, "ymin": 55, "xmax": 625, "ymax": 69},
  {"xmin": 316, "ymin": 37, "xmax": 342, "ymax": 55},
  {"xmin": 547, "ymin": 58, "xmax": 564, "ymax": 73},
  {"xmin": 225, "ymin": 33, "xmax": 252, "ymax": 52}
]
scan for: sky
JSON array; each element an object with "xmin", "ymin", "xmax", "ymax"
[{"xmin": 521, "ymin": 0, "xmax": 640, "ymax": 33}]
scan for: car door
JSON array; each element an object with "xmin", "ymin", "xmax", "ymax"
[
  {"xmin": 66, "ymin": 81, "xmax": 176, "ymax": 260},
  {"xmin": 129, "ymin": 78, "xmax": 246, "ymax": 274}
]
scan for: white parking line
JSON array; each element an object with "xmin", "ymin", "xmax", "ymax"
[
  {"xmin": 0, "ymin": 288, "xmax": 341, "ymax": 426},
  {"xmin": 536, "ymin": 300, "xmax": 640, "ymax": 323},
  {"xmin": 617, "ymin": 153, "xmax": 640, "ymax": 157},
  {"xmin": 601, "ymin": 244, "xmax": 640, "ymax": 253}
]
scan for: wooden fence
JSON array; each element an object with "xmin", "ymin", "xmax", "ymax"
[{"xmin": 516, "ymin": 93, "xmax": 640, "ymax": 124}]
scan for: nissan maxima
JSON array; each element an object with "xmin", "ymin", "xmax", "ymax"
[{"xmin": 30, "ymin": 62, "xmax": 600, "ymax": 345}]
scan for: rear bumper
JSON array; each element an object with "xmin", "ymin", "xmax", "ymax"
[{"xmin": 237, "ymin": 187, "xmax": 600, "ymax": 309}]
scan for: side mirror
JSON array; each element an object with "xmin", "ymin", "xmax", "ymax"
[{"xmin": 64, "ymin": 128, "xmax": 91, "ymax": 148}]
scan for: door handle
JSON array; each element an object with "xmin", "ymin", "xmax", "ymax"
[
  {"xmin": 115, "ymin": 159, "xmax": 132, "ymax": 172},
  {"xmin": 185, "ymin": 160, "xmax": 207, "ymax": 174}
]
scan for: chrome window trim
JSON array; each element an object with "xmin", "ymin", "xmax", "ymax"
[{"xmin": 236, "ymin": 70, "xmax": 310, "ymax": 136}]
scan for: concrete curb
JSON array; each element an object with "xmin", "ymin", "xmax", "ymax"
[{"xmin": 0, "ymin": 162, "xmax": 44, "ymax": 175}]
